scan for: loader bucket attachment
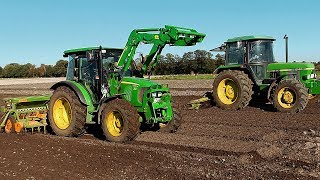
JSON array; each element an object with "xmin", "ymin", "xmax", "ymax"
[
  {"xmin": 118, "ymin": 25, "xmax": 206, "ymax": 73},
  {"xmin": 164, "ymin": 25, "xmax": 206, "ymax": 46},
  {"xmin": 188, "ymin": 91, "xmax": 214, "ymax": 110}
]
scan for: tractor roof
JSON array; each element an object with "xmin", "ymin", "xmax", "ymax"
[
  {"xmin": 226, "ymin": 35, "xmax": 275, "ymax": 43},
  {"xmin": 63, "ymin": 47, "xmax": 123, "ymax": 57}
]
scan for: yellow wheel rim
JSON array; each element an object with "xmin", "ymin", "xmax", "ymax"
[
  {"xmin": 277, "ymin": 87, "xmax": 296, "ymax": 109},
  {"xmin": 106, "ymin": 111, "xmax": 123, "ymax": 137},
  {"xmin": 217, "ymin": 78, "xmax": 238, "ymax": 105},
  {"xmin": 52, "ymin": 97, "xmax": 72, "ymax": 130}
]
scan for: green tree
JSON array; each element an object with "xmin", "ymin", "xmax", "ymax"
[
  {"xmin": 53, "ymin": 60, "xmax": 68, "ymax": 77},
  {"xmin": 20, "ymin": 63, "xmax": 36, "ymax": 77},
  {"xmin": 193, "ymin": 50, "xmax": 213, "ymax": 74},
  {"xmin": 37, "ymin": 64, "xmax": 47, "ymax": 77},
  {"xmin": 164, "ymin": 53, "xmax": 176, "ymax": 74},
  {"xmin": 0, "ymin": 66, "xmax": 3, "ymax": 78},
  {"xmin": 45, "ymin": 65, "xmax": 54, "ymax": 77},
  {"xmin": 3, "ymin": 63, "xmax": 21, "ymax": 78},
  {"xmin": 214, "ymin": 53, "xmax": 225, "ymax": 68}
]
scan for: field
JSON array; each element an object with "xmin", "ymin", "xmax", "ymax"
[{"xmin": 0, "ymin": 78, "xmax": 319, "ymax": 179}]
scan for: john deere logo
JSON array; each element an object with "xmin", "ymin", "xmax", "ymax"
[{"xmin": 155, "ymin": 35, "xmax": 159, "ymax": 39}]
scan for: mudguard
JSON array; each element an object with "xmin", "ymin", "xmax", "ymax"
[
  {"xmin": 50, "ymin": 81, "xmax": 88, "ymax": 105},
  {"xmin": 50, "ymin": 80, "xmax": 97, "ymax": 123}
]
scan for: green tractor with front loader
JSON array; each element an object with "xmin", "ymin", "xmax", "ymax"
[
  {"xmin": 0, "ymin": 25, "xmax": 205, "ymax": 141},
  {"xmin": 47, "ymin": 25, "xmax": 205, "ymax": 142},
  {"xmin": 191, "ymin": 35, "xmax": 320, "ymax": 113}
]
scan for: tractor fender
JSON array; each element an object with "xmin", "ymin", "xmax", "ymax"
[
  {"xmin": 214, "ymin": 66, "xmax": 257, "ymax": 85},
  {"xmin": 50, "ymin": 81, "xmax": 88, "ymax": 105},
  {"xmin": 97, "ymin": 95, "xmax": 122, "ymax": 124}
]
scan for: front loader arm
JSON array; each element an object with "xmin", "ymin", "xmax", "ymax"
[{"xmin": 116, "ymin": 25, "xmax": 206, "ymax": 75}]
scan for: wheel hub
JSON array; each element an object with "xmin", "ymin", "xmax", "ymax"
[
  {"xmin": 225, "ymin": 85, "xmax": 235, "ymax": 99},
  {"xmin": 283, "ymin": 91, "xmax": 294, "ymax": 104},
  {"xmin": 217, "ymin": 78, "xmax": 238, "ymax": 105},
  {"xmin": 52, "ymin": 97, "xmax": 72, "ymax": 130},
  {"xmin": 106, "ymin": 111, "xmax": 123, "ymax": 137},
  {"xmin": 277, "ymin": 87, "xmax": 296, "ymax": 108}
]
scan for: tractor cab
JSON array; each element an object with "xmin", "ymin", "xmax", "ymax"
[
  {"xmin": 225, "ymin": 36, "xmax": 275, "ymax": 82},
  {"xmin": 63, "ymin": 47, "xmax": 123, "ymax": 102}
]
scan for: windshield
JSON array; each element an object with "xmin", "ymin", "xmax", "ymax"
[
  {"xmin": 102, "ymin": 49, "xmax": 122, "ymax": 65},
  {"xmin": 248, "ymin": 40, "xmax": 274, "ymax": 63},
  {"xmin": 101, "ymin": 49, "xmax": 122, "ymax": 73},
  {"xmin": 226, "ymin": 42, "xmax": 245, "ymax": 65}
]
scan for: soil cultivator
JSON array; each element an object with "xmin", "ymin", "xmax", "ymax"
[{"xmin": 0, "ymin": 95, "xmax": 50, "ymax": 133}]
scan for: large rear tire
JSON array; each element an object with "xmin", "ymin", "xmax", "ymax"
[
  {"xmin": 48, "ymin": 86, "xmax": 86, "ymax": 137},
  {"xmin": 272, "ymin": 79, "xmax": 308, "ymax": 113},
  {"xmin": 101, "ymin": 99, "xmax": 140, "ymax": 142},
  {"xmin": 212, "ymin": 70, "xmax": 253, "ymax": 110}
]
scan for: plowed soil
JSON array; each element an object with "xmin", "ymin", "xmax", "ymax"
[{"xmin": 0, "ymin": 78, "xmax": 319, "ymax": 179}]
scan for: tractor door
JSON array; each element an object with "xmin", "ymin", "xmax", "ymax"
[
  {"xmin": 225, "ymin": 42, "xmax": 245, "ymax": 65},
  {"xmin": 77, "ymin": 52, "xmax": 100, "ymax": 103},
  {"xmin": 99, "ymin": 49, "xmax": 123, "ymax": 98},
  {"xmin": 247, "ymin": 40, "xmax": 275, "ymax": 83}
]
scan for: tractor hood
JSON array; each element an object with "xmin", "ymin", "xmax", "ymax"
[
  {"xmin": 121, "ymin": 77, "xmax": 160, "ymax": 88},
  {"xmin": 267, "ymin": 62, "xmax": 315, "ymax": 72},
  {"xmin": 119, "ymin": 77, "xmax": 170, "ymax": 107}
]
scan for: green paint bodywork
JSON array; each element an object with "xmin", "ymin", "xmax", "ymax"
[
  {"xmin": 266, "ymin": 62, "xmax": 320, "ymax": 94},
  {"xmin": 64, "ymin": 47, "xmax": 123, "ymax": 57},
  {"xmin": 117, "ymin": 25, "xmax": 205, "ymax": 75},
  {"xmin": 267, "ymin": 62, "xmax": 314, "ymax": 71},
  {"xmin": 64, "ymin": 80, "xmax": 96, "ymax": 123},
  {"xmin": 226, "ymin": 35, "xmax": 275, "ymax": 43},
  {"xmin": 0, "ymin": 95, "xmax": 51, "ymax": 131}
]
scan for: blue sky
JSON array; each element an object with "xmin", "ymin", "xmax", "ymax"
[{"xmin": 0, "ymin": 0, "xmax": 319, "ymax": 67}]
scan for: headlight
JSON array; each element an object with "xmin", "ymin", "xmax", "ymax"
[
  {"xmin": 151, "ymin": 92, "xmax": 157, "ymax": 98},
  {"xmin": 151, "ymin": 92, "xmax": 163, "ymax": 98},
  {"xmin": 154, "ymin": 98, "xmax": 161, "ymax": 103},
  {"xmin": 307, "ymin": 74, "xmax": 317, "ymax": 79}
]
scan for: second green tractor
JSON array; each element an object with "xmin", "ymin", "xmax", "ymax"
[{"xmin": 209, "ymin": 36, "xmax": 320, "ymax": 113}]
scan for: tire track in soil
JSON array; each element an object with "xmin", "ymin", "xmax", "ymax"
[{"xmin": 0, "ymin": 82, "xmax": 319, "ymax": 179}]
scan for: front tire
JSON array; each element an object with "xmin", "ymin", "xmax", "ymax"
[
  {"xmin": 212, "ymin": 70, "xmax": 253, "ymax": 110},
  {"xmin": 48, "ymin": 86, "xmax": 86, "ymax": 137},
  {"xmin": 101, "ymin": 99, "xmax": 140, "ymax": 142},
  {"xmin": 272, "ymin": 79, "xmax": 308, "ymax": 113}
]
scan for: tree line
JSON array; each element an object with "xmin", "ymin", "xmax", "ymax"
[
  {"xmin": 1, "ymin": 49, "xmax": 320, "ymax": 78},
  {"xmin": 0, "ymin": 50, "xmax": 224, "ymax": 78},
  {"xmin": 154, "ymin": 50, "xmax": 225, "ymax": 75},
  {"xmin": 0, "ymin": 60, "xmax": 68, "ymax": 78}
]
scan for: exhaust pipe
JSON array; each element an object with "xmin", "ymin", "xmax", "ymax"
[{"xmin": 284, "ymin": 35, "xmax": 288, "ymax": 63}]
